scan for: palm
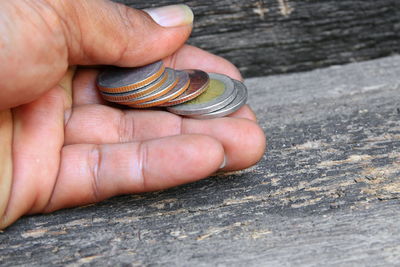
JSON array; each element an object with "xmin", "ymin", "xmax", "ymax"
[{"xmin": 5, "ymin": 53, "xmax": 265, "ymax": 222}]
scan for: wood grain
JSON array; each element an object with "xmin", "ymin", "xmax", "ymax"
[
  {"xmin": 113, "ymin": 0, "xmax": 400, "ymax": 77},
  {"xmin": 1, "ymin": 56, "xmax": 399, "ymax": 266}
]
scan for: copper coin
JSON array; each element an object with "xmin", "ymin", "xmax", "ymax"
[
  {"xmin": 100, "ymin": 71, "xmax": 168, "ymax": 102},
  {"xmin": 97, "ymin": 60, "xmax": 165, "ymax": 93},
  {"xmin": 159, "ymin": 69, "xmax": 209, "ymax": 107},
  {"xmin": 121, "ymin": 68, "xmax": 178, "ymax": 105},
  {"xmin": 129, "ymin": 70, "xmax": 190, "ymax": 108}
]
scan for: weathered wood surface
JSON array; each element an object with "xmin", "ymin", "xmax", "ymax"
[
  {"xmin": 113, "ymin": 0, "xmax": 400, "ymax": 77},
  {"xmin": 1, "ymin": 56, "xmax": 400, "ymax": 266}
]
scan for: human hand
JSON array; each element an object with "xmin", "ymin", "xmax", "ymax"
[{"xmin": 0, "ymin": 0, "xmax": 266, "ymax": 229}]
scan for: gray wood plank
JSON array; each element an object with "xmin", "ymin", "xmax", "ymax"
[
  {"xmin": 113, "ymin": 0, "xmax": 400, "ymax": 77},
  {"xmin": 0, "ymin": 56, "xmax": 399, "ymax": 266}
]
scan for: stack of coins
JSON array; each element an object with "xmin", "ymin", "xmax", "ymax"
[{"xmin": 97, "ymin": 60, "xmax": 248, "ymax": 119}]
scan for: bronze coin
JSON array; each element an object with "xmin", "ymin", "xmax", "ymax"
[
  {"xmin": 121, "ymin": 68, "xmax": 178, "ymax": 105},
  {"xmin": 129, "ymin": 70, "xmax": 190, "ymax": 108},
  {"xmin": 159, "ymin": 69, "xmax": 209, "ymax": 107},
  {"xmin": 100, "ymin": 71, "xmax": 168, "ymax": 102}
]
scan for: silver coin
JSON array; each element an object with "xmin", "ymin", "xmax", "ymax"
[
  {"xmin": 167, "ymin": 73, "xmax": 237, "ymax": 116},
  {"xmin": 97, "ymin": 60, "xmax": 164, "ymax": 90},
  {"xmin": 132, "ymin": 70, "xmax": 190, "ymax": 108},
  {"xmin": 121, "ymin": 68, "xmax": 178, "ymax": 105},
  {"xmin": 100, "ymin": 70, "xmax": 168, "ymax": 102},
  {"xmin": 188, "ymin": 79, "xmax": 248, "ymax": 119}
]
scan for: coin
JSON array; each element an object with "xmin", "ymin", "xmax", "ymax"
[
  {"xmin": 188, "ymin": 79, "xmax": 247, "ymax": 119},
  {"xmin": 121, "ymin": 68, "xmax": 178, "ymax": 105},
  {"xmin": 130, "ymin": 70, "xmax": 190, "ymax": 108},
  {"xmin": 167, "ymin": 73, "xmax": 237, "ymax": 116},
  {"xmin": 100, "ymin": 71, "xmax": 168, "ymax": 102},
  {"xmin": 97, "ymin": 60, "xmax": 165, "ymax": 93},
  {"xmin": 100, "ymin": 70, "xmax": 168, "ymax": 102},
  {"xmin": 160, "ymin": 70, "xmax": 210, "ymax": 107}
]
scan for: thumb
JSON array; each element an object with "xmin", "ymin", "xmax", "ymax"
[
  {"xmin": 0, "ymin": 1, "xmax": 193, "ymax": 109},
  {"xmin": 62, "ymin": 1, "xmax": 194, "ymax": 65}
]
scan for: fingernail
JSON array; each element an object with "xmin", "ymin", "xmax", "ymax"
[
  {"xmin": 219, "ymin": 155, "xmax": 227, "ymax": 170},
  {"xmin": 145, "ymin": 4, "xmax": 194, "ymax": 27}
]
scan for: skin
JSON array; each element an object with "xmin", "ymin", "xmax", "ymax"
[{"xmin": 0, "ymin": 0, "xmax": 266, "ymax": 229}]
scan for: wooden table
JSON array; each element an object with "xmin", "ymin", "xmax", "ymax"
[
  {"xmin": 115, "ymin": 0, "xmax": 400, "ymax": 77},
  {"xmin": 1, "ymin": 56, "xmax": 399, "ymax": 266}
]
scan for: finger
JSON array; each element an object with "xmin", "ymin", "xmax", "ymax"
[
  {"xmin": 72, "ymin": 68, "xmax": 106, "ymax": 106},
  {"xmin": 64, "ymin": 105, "xmax": 266, "ymax": 171},
  {"xmin": 164, "ymin": 45, "xmax": 243, "ymax": 81},
  {"xmin": 0, "ymin": 1, "xmax": 193, "ymax": 109},
  {"xmin": 0, "ymin": 110, "xmax": 13, "ymax": 228},
  {"xmin": 182, "ymin": 117, "xmax": 266, "ymax": 171},
  {"xmin": 44, "ymin": 135, "xmax": 224, "ymax": 212},
  {"xmin": 227, "ymin": 105, "xmax": 257, "ymax": 121},
  {"xmin": 0, "ymin": 86, "xmax": 68, "ymax": 229}
]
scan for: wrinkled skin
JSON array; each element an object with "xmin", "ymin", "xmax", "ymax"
[{"xmin": 0, "ymin": 0, "xmax": 266, "ymax": 229}]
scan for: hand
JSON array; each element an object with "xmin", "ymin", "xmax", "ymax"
[{"xmin": 0, "ymin": 0, "xmax": 266, "ymax": 229}]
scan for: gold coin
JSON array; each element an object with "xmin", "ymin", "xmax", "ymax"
[{"xmin": 167, "ymin": 73, "xmax": 237, "ymax": 116}]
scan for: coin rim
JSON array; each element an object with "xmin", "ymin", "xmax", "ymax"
[
  {"xmin": 122, "ymin": 69, "xmax": 178, "ymax": 105},
  {"xmin": 166, "ymin": 73, "xmax": 237, "ymax": 115},
  {"xmin": 98, "ymin": 62, "xmax": 165, "ymax": 93},
  {"xmin": 130, "ymin": 71, "xmax": 191, "ymax": 108},
  {"xmin": 159, "ymin": 70, "xmax": 210, "ymax": 107},
  {"xmin": 188, "ymin": 79, "xmax": 248, "ymax": 119},
  {"xmin": 100, "ymin": 71, "xmax": 168, "ymax": 102}
]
